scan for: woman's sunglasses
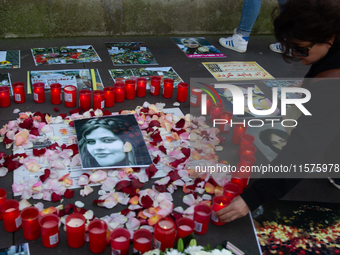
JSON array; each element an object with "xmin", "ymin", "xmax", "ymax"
[{"xmin": 291, "ymin": 42, "xmax": 316, "ymax": 57}]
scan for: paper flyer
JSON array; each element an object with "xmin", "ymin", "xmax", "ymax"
[{"xmin": 0, "ymin": 50, "xmax": 20, "ymax": 69}]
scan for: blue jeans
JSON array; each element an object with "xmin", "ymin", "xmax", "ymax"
[{"xmin": 237, "ymin": 0, "xmax": 287, "ymax": 37}]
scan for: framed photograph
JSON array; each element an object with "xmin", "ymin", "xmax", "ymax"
[{"xmin": 74, "ymin": 115, "xmax": 152, "ymax": 169}]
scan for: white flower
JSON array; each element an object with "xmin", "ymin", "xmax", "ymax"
[
  {"xmin": 143, "ymin": 249, "xmax": 161, "ymax": 255},
  {"xmin": 211, "ymin": 249, "xmax": 232, "ymax": 255},
  {"xmin": 184, "ymin": 246, "xmax": 204, "ymax": 255},
  {"xmin": 164, "ymin": 248, "xmax": 185, "ymax": 255},
  {"xmin": 191, "ymin": 251, "xmax": 212, "ymax": 255}
]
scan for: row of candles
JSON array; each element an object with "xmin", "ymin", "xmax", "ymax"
[
  {"xmin": 0, "ymin": 183, "xmax": 246, "ymax": 255},
  {"xmin": 0, "ymin": 77, "xmax": 190, "ymax": 109}
]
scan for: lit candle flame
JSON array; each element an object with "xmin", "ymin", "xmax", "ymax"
[{"xmin": 220, "ymin": 202, "xmax": 224, "ymax": 206}]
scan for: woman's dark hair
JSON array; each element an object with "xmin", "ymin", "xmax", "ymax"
[
  {"xmin": 78, "ymin": 115, "xmax": 150, "ymax": 168},
  {"xmin": 273, "ymin": 0, "xmax": 340, "ymax": 60},
  {"xmin": 259, "ymin": 129, "xmax": 289, "ymax": 154}
]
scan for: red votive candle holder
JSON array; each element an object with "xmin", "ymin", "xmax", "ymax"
[
  {"xmin": 110, "ymin": 228, "xmax": 131, "ymax": 255},
  {"xmin": 176, "ymin": 217, "xmax": 195, "ymax": 240},
  {"xmin": 154, "ymin": 218, "xmax": 176, "ymax": 251},
  {"xmin": 190, "ymin": 87, "xmax": 202, "ymax": 107},
  {"xmin": 230, "ymin": 176, "xmax": 245, "ymax": 194},
  {"xmin": 211, "ymin": 196, "xmax": 231, "ymax": 226},
  {"xmin": 219, "ymin": 111, "xmax": 233, "ymax": 133},
  {"xmin": 162, "ymin": 78, "xmax": 174, "ymax": 99},
  {"xmin": 193, "ymin": 204, "xmax": 212, "ymax": 235},
  {"xmin": 176, "ymin": 82, "xmax": 189, "ymax": 102},
  {"xmin": 33, "ymin": 82, "xmax": 45, "ymax": 103},
  {"xmin": 0, "ymin": 86, "xmax": 11, "ymax": 107},
  {"xmin": 240, "ymin": 144, "xmax": 257, "ymax": 157},
  {"xmin": 79, "ymin": 89, "xmax": 91, "ymax": 111},
  {"xmin": 93, "ymin": 90, "xmax": 105, "ymax": 110},
  {"xmin": 223, "ymin": 183, "xmax": 240, "ymax": 201},
  {"xmin": 88, "ymin": 219, "xmax": 108, "ymax": 254},
  {"xmin": 210, "ymin": 103, "xmax": 224, "ymax": 123},
  {"xmin": 64, "ymin": 85, "xmax": 77, "ymax": 108},
  {"xmin": 20, "ymin": 206, "xmax": 40, "ymax": 240},
  {"xmin": 12, "ymin": 82, "xmax": 26, "ymax": 104},
  {"xmin": 232, "ymin": 123, "xmax": 248, "ymax": 144},
  {"xmin": 136, "ymin": 77, "xmax": 147, "ymax": 97},
  {"xmin": 0, "ymin": 199, "xmax": 21, "ymax": 232},
  {"xmin": 50, "ymin": 83, "xmax": 62, "ymax": 105},
  {"xmin": 0, "ymin": 188, "xmax": 7, "ymax": 220},
  {"xmin": 201, "ymin": 95, "xmax": 213, "ymax": 115},
  {"xmin": 133, "ymin": 228, "xmax": 153, "ymax": 254},
  {"xmin": 114, "ymin": 83, "xmax": 125, "ymax": 103},
  {"xmin": 239, "ymin": 154, "xmax": 256, "ymax": 167},
  {"xmin": 235, "ymin": 163, "xmax": 252, "ymax": 188},
  {"xmin": 125, "ymin": 79, "xmax": 136, "ymax": 100},
  {"xmin": 150, "ymin": 76, "xmax": 161, "ymax": 96},
  {"xmin": 104, "ymin": 86, "xmax": 115, "ymax": 107},
  {"xmin": 39, "ymin": 214, "xmax": 60, "ymax": 248},
  {"xmin": 238, "ymin": 134, "xmax": 255, "ymax": 156},
  {"xmin": 66, "ymin": 213, "xmax": 86, "ymax": 248}
]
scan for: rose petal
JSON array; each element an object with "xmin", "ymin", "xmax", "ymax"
[
  {"xmin": 51, "ymin": 192, "xmax": 62, "ymax": 202},
  {"xmin": 0, "ymin": 167, "xmax": 8, "ymax": 177},
  {"xmin": 122, "ymin": 142, "xmax": 132, "ymax": 152},
  {"xmin": 183, "ymin": 194, "xmax": 196, "ymax": 206},
  {"xmin": 64, "ymin": 189, "xmax": 74, "ymax": 199},
  {"xmin": 19, "ymin": 199, "xmax": 32, "ymax": 211},
  {"xmin": 126, "ymin": 218, "xmax": 140, "ymax": 231},
  {"xmin": 90, "ymin": 170, "xmax": 107, "ymax": 183}
]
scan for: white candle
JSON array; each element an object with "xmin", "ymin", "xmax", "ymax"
[
  {"xmin": 90, "ymin": 227, "xmax": 104, "ymax": 234},
  {"xmin": 179, "ymin": 225, "xmax": 193, "ymax": 231},
  {"xmin": 196, "ymin": 211, "xmax": 209, "ymax": 216},
  {"xmin": 43, "ymin": 221, "xmax": 57, "ymax": 228},
  {"xmin": 158, "ymin": 220, "xmax": 174, "ymax": 230},
  {"xmin": 67, "ymin": 218, "xmax": 84, "ymax": 227},
  {"xmin": 5, "ymin": 208, "xmax": 15, "ymax": 212},
  {"xmin": 136, "ymin": 237, "xmax": 150, "ymax": 243},
  {"xmin": 114, "ymin": 236, "xmax": 128, "ymax": 242}
]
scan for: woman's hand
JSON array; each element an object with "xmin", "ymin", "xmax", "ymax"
[{"xmin": 215, "ymin": 196, "xmax": 250, "ymax": 223}]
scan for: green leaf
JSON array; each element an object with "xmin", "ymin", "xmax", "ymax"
[
  {"xmin": 189, "ymin": 238, "xmax": 197, "ymax": 247},
  {"xmin": 177, "ymin": 238, "xmax": 184, "ymax": 252}
]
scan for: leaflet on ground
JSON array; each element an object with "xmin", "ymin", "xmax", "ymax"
[{"xmin": 0, "ymin": 50, "xmax": 20, "ymax": 69}]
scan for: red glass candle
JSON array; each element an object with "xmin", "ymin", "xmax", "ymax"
[
  {"xmin": 150, "ymin": 76, "xmax": 161, "ymax": 96},
  {"xmin": 33, "ymin": 82, "xmax": 45, "ymax": 103},
  {"xmin": 190, "ymin": 87, "xmax": 202, "ymax": 107},
  {"xmin": 238, "ymin": 134, "xmax": 255, "ymax": 156},
  {"xmin": 210, "ymin": 103, "xmax": 224, "ymax": 123},
  {"xmin": 0, "ymin": 199, "xmax": 21, "ymax": 232},
  {"xmin": 0, "ymin": 188, "xmax": 7, "ymax": 220},
  {"xmin": 223, "ymin": 183, "xmax": 240, "ymax": 201},
  {"xmin": 110, "ymin": 228, "xmax": 131, "ymax": 255},
  {"xmin": 104, "ymin": 86, "xmax": 115, "ymax": 108},
  {"xmin": 230, "ymin": 176, "xmax": 245, "ymax": 194},
  {"xmin": 154, "ymin": 218, "xmax": 176, "ymax": 251},
  {"xmin": 64, "ymin": 85, "xmax": 77, "ymax": 108},
  {"xmin": 232, "ymin": 123, "xmax": 248, "ymax": 144},
  {"xmin": 193, "ymin": 204, "xmax": 212, "ymax": 235},
  {"xmin": 219, "ymin": 111, "xmax": 233, "ymax": 133},
  {"xmin": 50, "ymin": 83, "xmax": 62, "ymax": 105},
  {"xmin": 0, "ymin": 86, "xmax": 11, "ymax": 107},
  {"xmin": 125, "ymin": 79, "xmax": 136, "ymax": 100},
  {"xmin": 162, "ymin": 78, "xmax": 174, "ymax": 99},
  {"xmin": 240, "ymin": 144, "xmax": 257, "ymax": 157},
  {"xmin": 239, "ymin": 154, "xmax": 256, "ymax": 168},
  {"xmin": 79, "ymin": 89, "xmax": 91, "ymax": 111},
  {"xmin": 20, "ymin": 206, "xmax": 40, "ymax": 240},
  {"xmin": 12, "ymin": 82, "xmax": 26, "ymax": 104},
  {"xmin": 176, "ymin": 217, "xmax": 195, "ymax": 240},
  {"xmin": 133, "ymin": 229, "xmax": 153, "ymax": 254},
  {"xmin": 211, "ymin": 196, "xmax": 231, "ymax": 226},
  {"xmin": 66, "ymin": 213, "xmax": 86, "ymax": 248},
  {"xmin": 114, "ymin": 83, "xmax": 125, "ymax": 103},
  {"xmin": 201, "ymin": 95, "xmax": 213, "ymax": 115},
  {"xmin": 176, "ymin": 82, "xmax": 189, "ymax": 102},
  {"xmin": 93, "ymin": 90, "xmax": 105, "ymax": 110},
  {"xmin": 88, "ymin": 219, "xmax": 108, "ymax": 254},
  {"xmin": 39, "ymin": 214, "xmax": 60, "ymax": 248},
  {"xmin": 136, "ymin": 77, "xmax": 147, "ymax": 97}
]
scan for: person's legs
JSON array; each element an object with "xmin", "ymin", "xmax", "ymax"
[
  {"xmin": 269, "ymin": 0, "xmax": 287, "ymax": 53},
  {"xmin": 237, "ymin": 0, "xmax": 262, "ymax": 37}
]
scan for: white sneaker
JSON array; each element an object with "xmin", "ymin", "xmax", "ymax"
[
  {"xmin": 269, "ymin": 42, "xmax": 284, "ymax": 53},
  {"xmin": 219, "ymin": 29, "xmax": 248, "ymax": 53}
]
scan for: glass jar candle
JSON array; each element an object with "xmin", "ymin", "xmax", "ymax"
[
  {"xmin": 0, "ymin": 86, "xmax": 11, "ymax": 107},
  {"xmin": 33, "ymin": 82, "xmax": 45, "ymax": 103},
  {"xmin": 176, "ymin": 82, "xmax": 189, "ymax": 102},
  {"xmin": 64, "ymin": 85, "xmax": 77, "ymax": 108},
  {"xmin": 136, "ymin": 77, "xmax": 147, "ymax": 97},
  {"xmin": 114, "ymin": 82, "xmax": 125, "ymax": 103},
  {"xmin": 93, "ymin": 90, "xmax": 105, "ymax": 110},
  {"xmin": 162, "ymin": 78, "xmax": 174, "ymax": 99},
  {"xmin": 150, "ymin": 76, "xmax": 161, "ymax": 96},
  {"xmin": 154, "ymin": 218, "xmax": 176, "ymax": 251},
  {"xmin": 12, "ymin": 82, "xmax": 25, "ymax": 104},
  {"xmin": 190, "ymin": 87, "xmax": 202, "ymax": 107},
  {"xmin": 0, "ymin": 199, "xmax": 21, "ymax": 232},
  {"xmin": 104, "ymin": 86, "xmax": 115, "ymax": 108},
  {"xmin": 79, "ymin": 89, "xmax": 91, "ymax": 111},
  {"xmin": 125, "ymin": 79, "xmax": 136, "ymax": 100},
  {"xmin": 50, "ymin": 83, "xmax": 62, "ymax": 105}
]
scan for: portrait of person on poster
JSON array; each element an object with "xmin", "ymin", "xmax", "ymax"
[{"xmin": 74, "ymin": 115, "xmax": 152, "ymax": 169}]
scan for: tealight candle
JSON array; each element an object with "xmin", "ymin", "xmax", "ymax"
[
  {"xmin": 133, "ymin": 228, "xmax": 153, "ymax": 254},
  {"xmin": 176, "ymin": 82, "xmax": 189, "ymax": 102},
  {"xmin": 193, "ymin": 204, "xmax": 212, "ymax": 235},
  {"xmin": 33, "ymin": 82, "xmax": 45, "ymax": 103},
  {"xmin": 79, "ymin": 89, "xmax": 91, "ymax": 111},
  {"xmin": 0, "ymin": 86, "xmax": 11, "ymax": 107},
  {"xmin": 0, "ymin": 199, "xmax": 21, "ymax": 232},
  {"xmin": 210, "ymin": 103, "xmax": 224, "ymax": 123},
  {"xmin": 219, "ymin": 111, "xmax": 233, "ymax": 133},
  {"xmin": 104, "ymin": 86, "xmax": 115, "ymax": 107},
  {"xmin": 232, "ymin": 123, "xmax": 248, "ymax": 144},
  {"xmin": 88, "ymin": 219, "xmax": 108, "ymax": 254},
  {"xmin": 223, "ymin": 183, "xmax": 240, "ymax": 201},
  {"xmin": 136, "ymin": 77, "xmax": 147, "ymax": 97},
  {"xmin": 211, "ymin": 196, "xmax": 231, "ymax": 226},
  {"xmin": 20, "ymin": 206, "xmax": 40, "ymax": 240},
  {"xmin": 150, "ymin": 76, "xmax": 161, "ymax": 96},
  {"xmin": 125, "ymin": 79, "xmax": 136, "ymax": 100},
  {"xmin": 110, "ymin": 228, "xmax": 131, "ymax": 255},
  {"xmin": 176, "ymin": 217, "xmax": 195, "ymax": 240},
  {"xmin": 238, "ymin": 134, "xmax": 255, "ymax": 156},
  {"xmin": 93, "ymin": 90, "xmax": 105, "ymax": 110},
  {"xmin": 66, "ymin": 213, "xmax": 86, "ymax": 248},
  {"xmin": 190, "ymin": 87, "xmax": 202, "ymax": 107},
  {"xmin": 39, "ymin": 214, "xmax": 60, "ymax": 248},
  {"xmin": 50, "ymin": 83, "xmax": 62, "ymax": 105},
  {"xmin": 64, "ymin": 85, "xmax": 77, "ymax": 108},
  {"xmin": 114, "ymin": 82, "xmax": 125, "ymax": 103},
  {"xmin": 162, "ymin": 78, "xmax": 174, "ymax": 99},
  {"xmin": 12, "ymin": 82, "xmax": 26, "ymax": 104},
  {"xmin": 0, "ymin": 188, "xmax": 7, "ymax": 221},
  {"xmin": 154, "ymin": 218, "xmax": 176, "ymax": 251}
]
